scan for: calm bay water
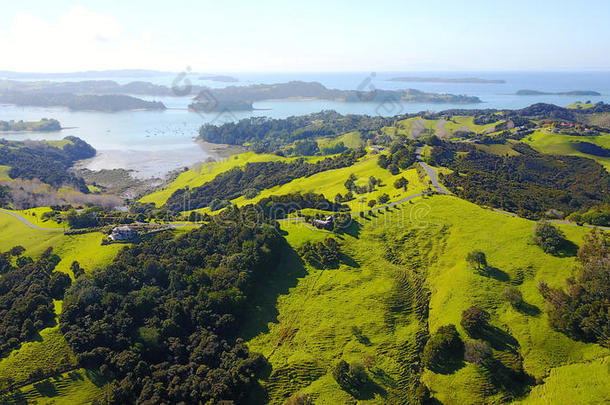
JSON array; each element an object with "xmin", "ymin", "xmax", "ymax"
[{"xmin": 1, "ymin": 71, "xmax": 609, "ymax": 178}]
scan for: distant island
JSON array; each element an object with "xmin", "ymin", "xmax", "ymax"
[
  {"xmin": 188, "ymin": 81, "xmax": 482, "ymax": 112},
  {"xmin": 389, "ymin": 77, "xmax": 505, "ymax": 84},
  {"xmin": 516, "ymin": 89, "xmax": 601, "ymax": 96},
  {"xmin": 0, "ymin": 118, "xmax": 61, "ymax": 132},
  {"xmin": 0, "ymin": 92, "xmax": 166, "ymax": 112},
  {"xmin": 199, "ymin": 75, "xmax": 239, "ymax": 83},
  {"xmin": 0, "ymin": 69, "xmax": 176, "ymax": 79}
]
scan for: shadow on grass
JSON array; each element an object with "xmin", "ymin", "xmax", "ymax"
[
  {"xmin": 428, "ymin": 356, "xmax": 465, "ymax": 375},
  {"xmin": 486, "ymin": 358, "xmax": 536, "ymax": 398},
  {"xmin": 239, "ymin": 241, "xmax": 308, "ymax": 341},
  {"xmin": 554, "ymin": 239, "xmax": 579, "ymax": 258},
  {"xmin": 343, "ymin": 378, "xmax": 387, "ymax": 401},
  {"xmin": 477, "ymin": 326, "xmax": 520, "ymax": 353},
  {"xmin": 516, "ymin": 301, "xmax": 541, "ymax": 317},
  {"xmin": 370, "ymin": 367, "xmax": 398, "ymax": 390},
  {"xmin": 479, "ymin": 266, "xmax": 510, "ymax": 282},
  {"xmin": 340, "ymin": 252, "xmax": 361, "ymax": 268},
  {"xmin": 339, "ymin": 220, "xmax": 362, "ymax": 239},
  {"xmin": 33, "ymin": 379, "xmax": 57, "ymax": 397}
]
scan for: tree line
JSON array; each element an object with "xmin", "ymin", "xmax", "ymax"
[{"xmin": 165, "ymin": 149, "xmax": 366, "ymax": 211}]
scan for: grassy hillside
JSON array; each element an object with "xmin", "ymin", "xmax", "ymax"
[
  {"xmin": 387, "ymin": 116, "xmax": 499, "ymax": 139},
  {"xmin": 0, "ymin": 214, "xmax": 123, "ymax": 404},
  {"xmin": 523, "ymin": 130, "xmax": 610, "ymax": 171},
  {"xmin": 246, "ymin": 195, "xmax": 609, "ymax": 404},
  {"xmin": 317, "ymin": 131, "xmax": 364, "ymax": 150},
  {"xmin": 140, "ymin": 152, "xmax": 328, "ymax": 207},
  {"xmin": 230, "ymin": 152, "xmax": 427, "ymax": 212}
]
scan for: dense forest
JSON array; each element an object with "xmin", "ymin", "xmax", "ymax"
[
  {"xmin": 0, "ymin": 137, "xmax": 96, "ymax": 194},
  {"xmin": 60, "ymin": 215, "xmax": 284, "ymax": 404},
  {"xmin": 165, "ymin": 149, "xmax": 365, "ymax": 211},
  {"xmin": 198, "ymin": 111, "xmax": 393, "ymax": 153},
  {"xmin": 431, "ymin": 141, "xmax": 610, "ymax": 218},
  {"xmin": 0, "ymin": 247, "xmax": 71, "ymax": 357}
]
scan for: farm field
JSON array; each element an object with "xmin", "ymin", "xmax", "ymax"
[{"xmin": 246, "ymin": 195, "xmax": 610, "ymax": 404}]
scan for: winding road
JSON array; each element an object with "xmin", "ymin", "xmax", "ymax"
[
  {"xmin": 0, "ymin": 208, "xmax": 64, "ymax": 231},
  {"xmin": 415, "ymin": 146, "xmax": 450, "ymax": 195}
]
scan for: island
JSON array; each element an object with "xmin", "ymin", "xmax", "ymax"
[
  {"xmin": 516, "ymin": 89, "xmax": 601, "ymax": 96},
  {"xmin": 188, "ymin": 81, "xmax": 482, "ymax": 112},
  {"xmin": 389, "ymin": 77, "xmax": 505, "ymax": 84},
  {"xmin": 0, "ymin": 92, "xmax": 166, "ymax": 112},
  {"xmin": 198, "ymin": 75, "xmax": 239, "ymax": 82},
  {"xmin": 0, "ymin": 118, "xmax": 61, "ymax": 132}
]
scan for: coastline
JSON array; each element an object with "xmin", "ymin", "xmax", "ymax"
[{"xmin": 195, "ymin": 138, "xmax": 247, "ymax": 159}]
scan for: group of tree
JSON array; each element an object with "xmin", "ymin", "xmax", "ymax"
[
  {"xmin": 377, "ymin": 142, "xmax": 417, "ymax": 175},
  {"xmin": 332, "ymin": 360, "xmax": 370, "ymax": 398},
  {"xmin": 344, "ymin": 174, "xmax": 383, "ymax": 195},
  {"xmin": 165, "ymin": 149, "xmax": 365, "ymax": 211},
  {"xmin": 60, "ymin": 212, "xmax": 284, "ymax": 404},
  {"xmin": 0, "ymin": 247, "xmax": 71, "ymax": 356},
  {"xmin": 538, "ymin": 229, "xmax": 610, "ymax": 347},
  {"xmin": 567, "ymin": 204, "xmax": 610, "ymax": 227},
  {"xmin": 393, "ymin": 176, "xmax": 409, "ymax": 190},
  {"xmin": 254, "ymin": 192, "xmax": 346, "ymax": 220},
  {"xmin": 431, "ymin": 141, "xmax": 610, "ymax": 218},
  {"xmin": 422, "ymin": 324, "xmax": 464, "ymax": 373},
  {"xmin": 532, "ymin": 221, "xmax": 567, "ymax": 255},
  {"xmin": 298, "ymin": 238, "xmax": 341, "ymax": 269}
]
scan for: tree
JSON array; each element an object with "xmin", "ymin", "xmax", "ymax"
[
  {"xmin": 461, "ymin": 306, "xmax": 490, "ymax": 337},
  {"xmin": 533, "ymin": 221, "xmax": 566, "ymax": 254},
  {"xmin": 464, "ymin": 340, "xmax": 493, "ymax": 366},
  {"xmin": 501, "ymin": 286, "xmax": 523, "ymax": 308},
  {"xmin": 332, "ymin": 360, "xmax": 351, "ymax": 388},
  {"xmin": 9, "ymin": 246, "xmax": 25, "ymax": 257},
  {"xmin": 377, "ymin": 154, "xmax": 389, "ymax": 169},
  {"xmin": 422, "ymin": 324, "xmax": 464, "ymax": 372},
  {"xmin": 70, "ymin": 261, "xmax": 85, "ymax": 279},
  {"xmin": 344, "ymin": 174, "xmax": 357, "ymax": 191},
  {"xmin": 378, "ymin": 193, "xmax": 390, "ymax": 204},
  {"xmin": 49, "ymin": 272, "xmax": 72, "ymax": 300},
  {"xmin": 368, "ymin": 199, "xmax": 376, "ymax": 208},
  {"xmin": 538, "ymin": 229, "xmax": 610, "ymax": 345},
  {"xmin": 332, "ymin": 360, "xmax": 369, "ymax": 394},
  {"xmin": 393, "ymin": 177, "xmax": 408, "ymax": 190},
  {"xmin": 387, "ymin": 164, "xmax": 400, "ymax": 175},
  {"xmin": 466, "ymin": 250, "xmax": 487, "ymax": 271}
]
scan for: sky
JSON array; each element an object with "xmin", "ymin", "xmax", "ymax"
[{"xmin": 0, "ymin": 0, "xmax": 609, "ymax": 73}]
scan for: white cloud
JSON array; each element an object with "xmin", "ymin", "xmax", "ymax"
[{"xmin": 0, "ymin": 6, "xmax": 179, "ymax": 72}]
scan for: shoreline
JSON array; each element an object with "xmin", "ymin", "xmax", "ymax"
[{"xmin": 195, "ymin": 138, "xmax": 247, "ymax": 159}]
